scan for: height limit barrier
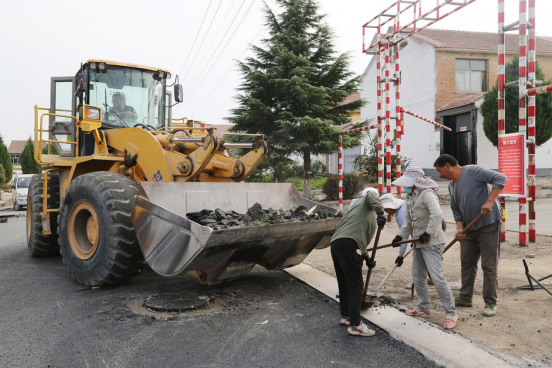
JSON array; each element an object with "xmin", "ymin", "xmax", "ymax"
[{"xmin": 358, "ymin": 0, "xmax": 473, "ymax": 206}]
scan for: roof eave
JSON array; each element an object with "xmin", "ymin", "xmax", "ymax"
[{"xmin": 435, "ymin": 48, "xmax": 552, "ymax": 56}]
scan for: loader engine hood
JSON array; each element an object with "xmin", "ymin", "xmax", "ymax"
[{"xmin": 132, "ymin": 182, "xmax": 340, "ymax": 284}]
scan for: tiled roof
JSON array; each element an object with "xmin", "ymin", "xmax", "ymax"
[
  {"xmin": 411, "ymin": 29, "xmax": 552, "ymax": 54},
  {"xmin": 437, "ymin": 93, "xmax": 486, "ymax": 112},
  {"xmin": 8, "ymin": 140, "xmax": 29, "ymax": 155},
  {"xmin": 342, "ymin": 93, "xmax": 361, "ymax": 112}
]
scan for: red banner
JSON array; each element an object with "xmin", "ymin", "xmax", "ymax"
[{"xmin": 498, "ymin": 132, "xmax": 527, "ymax": 197}]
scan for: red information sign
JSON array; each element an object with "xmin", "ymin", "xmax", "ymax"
[{"xmin": 498, "ymin": 132, "xmax": 527, "ymax": 197}]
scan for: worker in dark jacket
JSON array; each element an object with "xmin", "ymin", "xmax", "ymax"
[
  {"xmin": 434, "ymin": 154, "xmax": 506, "ymax": 317},
  {"xmin": 330, "ymin": 190, "xmax": 386, "ymax": 337}
]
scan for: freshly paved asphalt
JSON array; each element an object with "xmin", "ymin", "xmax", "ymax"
[{"xmin": 0, "ymin": 216, "xmax": 440, "ymax": 368}]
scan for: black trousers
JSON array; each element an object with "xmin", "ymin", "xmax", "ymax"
[{"xmin": 331, "ymin": 238, "xmax": 364, "ymax": 327}]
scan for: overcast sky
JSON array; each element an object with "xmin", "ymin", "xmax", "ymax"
[{"xmin": 2, "ymin": 0, "xmax": 551, "ymax": 145}]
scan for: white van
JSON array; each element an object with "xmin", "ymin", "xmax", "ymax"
[{"xmin": 12, "ymin": 174, "xmax": 34, "ymax": 211}]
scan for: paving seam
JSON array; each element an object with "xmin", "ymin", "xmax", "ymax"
[{"xmin": 285, "ymin": 263, "xmax": 514, "ymax": 368}]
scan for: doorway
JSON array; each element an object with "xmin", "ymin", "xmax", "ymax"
[{"xmin": 440, "ymin": 111, "xmax": 476, "ymax": 166}]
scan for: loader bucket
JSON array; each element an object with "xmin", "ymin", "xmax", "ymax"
[{"xmin": 132, "ymin": 182, "xmax": 340, "ymax": 285}]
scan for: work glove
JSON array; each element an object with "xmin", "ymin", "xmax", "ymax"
[
  {"xmin": 376, "ymin": 212, "xmax": 387, "ymax": 228},
  {"xmin": 419, "ymin": 232, "xmax": 430, "ymax": 244},
  {"xmin": 361, "ymin": 254, "xmax": 376, "ymax": 269},
  {"xmin": 391, "ymin": 235, "xmax": 403, "ymax": 248},
  {"xmin": 395, "ymin": 256, "xmax": 404, "ymax": 267}
]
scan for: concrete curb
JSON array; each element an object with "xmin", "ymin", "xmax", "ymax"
[{"xmin": 285, "ymin": 264, "xmax": 513, "ymax": 368}]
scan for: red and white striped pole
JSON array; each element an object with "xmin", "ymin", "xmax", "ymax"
[
  {"xmin": 395, "ymin": 5, "xmax": 402, "ymax": 199},
  {"xmin": 338, "ymin": 134, "xmax": 343, "ymax": 211},
  {"xmin": 395, "ymin": 48, "xmax": 402, "ymax": 198},
  {"xmin": 498, "ymin": 0, "xmax": 507, "ymax": 242},
  {"xmin": 400, "ymin": 108, "xmax": 452, "ymax": 131},
  {"xmin": 528, "ymin": 0, "xmax": 536, "ymax": 242},
  {"xmin": 518, "ymin": 0, "xmax": 528, "ymax": 247},
  {"xmin": 385, "ymin": 38, "xmax": 392, "ymax": 194},
  {"xmin": 341, "ymin": 124, "xmax": 378, "ymax": 135},
  {"xmin": 377, "ymin": 35, "xmax": 384, "ymax": 195}
]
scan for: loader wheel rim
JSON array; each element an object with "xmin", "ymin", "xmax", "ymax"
[{"xmin": 68, "ymin": 202, "xmax": 100, "ymax": 260}]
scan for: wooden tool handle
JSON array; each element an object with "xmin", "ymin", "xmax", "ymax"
[
  {"xmin": 443, "ymin": 214, "xmax": 484, "ymax": 254},
  {"xmin": 361, "ymin": 226, "xmax": 382, "ymax": 304},
  {"xmin": 365, "ymin": 238, "xmax": 420, "ymax": 252}
]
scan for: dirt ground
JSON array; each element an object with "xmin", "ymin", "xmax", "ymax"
[{"xmin": 305, "ymin": 215, "xmax": 552, "ymax": 368}]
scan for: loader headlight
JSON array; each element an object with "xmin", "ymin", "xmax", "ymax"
[{"xmin": 84, "ymin": 106, "xmax": 101, "ymax": 120}]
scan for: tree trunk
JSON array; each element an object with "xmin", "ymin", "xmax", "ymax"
[{"xmin": 303, "ymin": 150, "xmax": 312, "ymax": 199}]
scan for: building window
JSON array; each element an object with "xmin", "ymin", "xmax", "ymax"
[
  {"xmin": 456, "ymin": 59, "xmax": 487, "ymax": 93},
  {"xmin": 11, "ymin": 155, "xmax": 19, "ymax": 165}
]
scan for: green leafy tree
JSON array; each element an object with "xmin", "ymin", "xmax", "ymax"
[
  {"xmin": 228, "ymin": 0, "xmax": 366, "ymax": 198},
  {"xmin": 353, "ymin": 133, "xmax": 411, "ymax": 183},
  {"xmin": 0, "ymin": 134, "xmax": 13, "ymax": 183},
  {"xmin": 20, "ymin": 138, "xmax": 42, "ymax": 174},
  {"xmin": 481, "ymin": 56, "xmax": 552, "ymax": 146}
]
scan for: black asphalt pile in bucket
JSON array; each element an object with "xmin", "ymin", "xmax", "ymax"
[{"xmin": 186, "ymin": 203, "xmax": 342, "ymax": 230}]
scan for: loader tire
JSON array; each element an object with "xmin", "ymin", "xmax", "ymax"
[
  {"xmin": 58, "ymin": 172, "xmax": 145, "ymax": 286},
  {"xmin": 27, "ymin": 173, "xmax": 60, "ymax": 256}
]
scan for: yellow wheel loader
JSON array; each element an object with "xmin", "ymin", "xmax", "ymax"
[{"xmin": 29, "ymin": 59, "xmax": 340, "ymax": 286}]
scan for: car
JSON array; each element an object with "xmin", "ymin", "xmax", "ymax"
[{"xmin": 12, "ymin": 174, "xmax": 34, "ymax": 211}]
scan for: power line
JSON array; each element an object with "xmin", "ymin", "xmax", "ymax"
[
  {"xmin": 190, "ymin": 26, "xmax": 265, "ymax": 116},
  {"xmin": 180, "ymin": 0, "xmax": 248, "ymax": 101},
  {"xmin": 177, "ymin": 0, "xmax": 213, "ymax": 77},
  {"xmin": 181, "ymin": 0, "xmax": 256, "ymax": 103},
  {"xmin": 194, "ymin": 0, "xmax": 238, "ymax": 74},
  {"xmin": 181, "ymin": 0, "xmax": 224, "ymax": 84}
]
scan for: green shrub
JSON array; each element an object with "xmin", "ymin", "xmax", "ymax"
[
  {"xmin": 312, "ymin": 159, "xmax": 327, "ymax": 174},
  {"xmin": 286, "ymin": 176, "xmax": 328, "ymax": 192},
  {"xmin": 322, "ymin": 174, "xmax": 363, "ymax": 200}
]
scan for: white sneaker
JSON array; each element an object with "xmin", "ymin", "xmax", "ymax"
[{"xmin": 347, "ymin": 322, "xmax": 375, "ymax": 337}]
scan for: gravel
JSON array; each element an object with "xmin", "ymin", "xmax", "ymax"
[{"xmin": 186, "ymin": 203, "xmax": 342, "ymax": 230}]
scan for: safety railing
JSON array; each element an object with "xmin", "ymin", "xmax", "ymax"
[{"xmin": 34, "ymin": 105, "xmax": 79, "ymax": 165}]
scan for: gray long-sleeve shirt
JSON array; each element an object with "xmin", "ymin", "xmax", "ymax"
[
  {"xmin": 398, "ymin": 188, "xmax": 445, "ymax": 248},
  {"xmin": 448, "ymin": 165, "xmax": 506, "ymax": 231}
]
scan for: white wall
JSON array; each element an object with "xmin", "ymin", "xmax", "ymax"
[
  {"xmin": 476, "ymin": 99, "xmax": 552, "ymax": 175},
  {"xmin": 360, "ymin": 38, "xmax": 439, "ymax": 170}
]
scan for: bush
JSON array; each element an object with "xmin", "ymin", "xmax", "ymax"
[{"xmin": 322, "ymin": 174, "xmax": 363, "ymax": 200}]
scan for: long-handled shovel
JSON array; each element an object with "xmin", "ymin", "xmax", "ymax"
[
  {"xmin": 365, "ymin": 238, "xmax": 420, "ymax": 253},
  {"xmin": 361, "ymin": 226, "xmax": 383, "ymax": 309},
  {"xmin": 364, "ymin": 246, "xmax": 414, "ymax": 308},
  {"xmin": 411, "ymin": 214, "xmax": 484, "ymax": 300}
]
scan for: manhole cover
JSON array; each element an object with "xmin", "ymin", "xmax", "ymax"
[{"xmin": 144, "ymin": 292, "xmax": 214, "ymax": 313}]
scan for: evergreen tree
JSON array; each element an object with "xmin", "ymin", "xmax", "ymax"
[
  {"xmin": 0, "ymin": 164, "xmax": 5, "ymax": 186},
  {"xmin": 20, "ymin": 138, "xmax": 42, "ymax": 174},
  {"xmin": 228, "ymin": 0, "xmax": 366, "ymax": 197},
  {"xmin": 481, "ymin": 56, "xmax": 552, "ymax": 146},
  {"xmin": 0, "ymin": 134, "xmax": 13, "ymax": 183}
]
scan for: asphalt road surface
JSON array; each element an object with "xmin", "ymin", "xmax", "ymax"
[{"xmin": 0, "ymin": 217, "xmax": 439, "ymax": 368}]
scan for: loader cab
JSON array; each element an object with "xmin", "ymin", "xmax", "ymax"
[{"xmin": 50, "ymin": 60, "xmax": 173, "ymax": 157}]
